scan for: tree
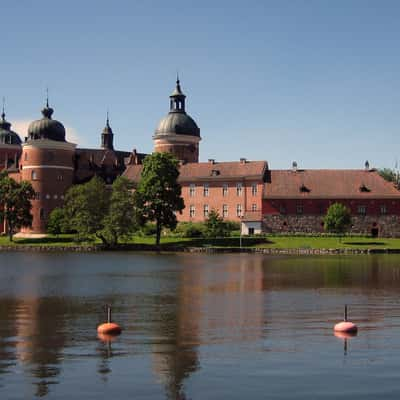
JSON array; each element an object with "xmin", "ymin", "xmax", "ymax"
[
  {"xmin": 46, "ymin": 207, "xmax": 68, "ymax": 236},
  {"xmin": 204, "ymin": 209, "xmax": 227, "ymax": 238},
  {"xmin": 63, "ymin": 176, "xmax": 109, "ymax": 244},
  {"xmin": 379, "ymin": 168, "xmax": 400, "ymax": 188},
  {"xmin": 134, "ymin": 152, "xmax": 184, "ymax": 246},
  {"xmin": 324, "ymin": 203, "xmax": 352, "ymax": 238},
  {"xmin": 0, "ymin": 172, "xmax": 35, "ymax": 241},
  {"xmin": 101, "ymin": 176, "xmax": 137, "ymax": 245}
]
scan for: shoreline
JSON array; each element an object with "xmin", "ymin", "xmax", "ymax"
[{"xmin": 0, "ymin": 244, "xmax": 399, "ymax": 254}]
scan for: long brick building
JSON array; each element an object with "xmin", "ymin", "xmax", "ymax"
[{"xmin": 1, "ymin": 79, "xmax": 400, "ymax": 236}]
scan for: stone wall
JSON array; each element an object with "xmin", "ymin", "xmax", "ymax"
[{"xmin": 263, "ymin": 214, "xmax": 400, "ymax": 237}]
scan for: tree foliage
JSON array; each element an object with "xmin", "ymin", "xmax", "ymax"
[
  {"xmin": 46, "ymin": 207, "xmax": 69, "ymax": 236},
  {"xmin": 101, "ymin": 176, "xmax": 137, "ymax": 245},
  {"xmin": 0, "ymin": 172, "xmax": 35, "ymax": 241},
  {"xmin": 324, "ymin": 203, "xmax": 352, "ymax": 236},
  {"xmin": 204, "ymin": 209, "xmax": 228, "ymax": 238},
  {"xmin": 379, "ymin": 168, "xmax": 400, "ymax": 187},
  {"xmin": 134, "ymin": 152, "xmax": 184, "ymax": 246}
]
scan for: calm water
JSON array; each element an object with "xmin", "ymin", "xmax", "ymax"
[{"xmin": 1, "ymin": 252, "xmax": 400, "ymax": 399}]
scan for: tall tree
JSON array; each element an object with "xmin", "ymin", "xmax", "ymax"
[
  {"xmin": 0, "ymin": 172, "xmax": 35, "ymax": 241},
  {"xmin": 101, "ymin": 176, "xmax": 137, "ymax": 245},
  {"xmin": 324, "ymin": 203, "xmax": 352, "ymax": 238},
  {"xmin": 134, "ymin": 152, "xmax": 184, "ymax": 246},
  {"xmin": 379, "ymin": 168, "xmax": 400, "ymax": 187},
  {"xmin": 63, "ymin": 176, "xmax": 109, "ymax": 243}
]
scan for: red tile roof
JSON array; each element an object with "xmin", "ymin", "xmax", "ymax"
[
  {"xmin": 123, "ymin": 160, "xmax": 268, "ymax": 183},
  {"xmin": 264, "ymin": 169, "xmax": 400, "ymax": 199}
]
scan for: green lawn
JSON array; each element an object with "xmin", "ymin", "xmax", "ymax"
[{"xmin": 1, "ymin": 234, "xmax": 400, "ymax": 249}]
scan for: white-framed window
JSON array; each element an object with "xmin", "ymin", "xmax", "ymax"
[
  {"xmin": 358, "ymin": 205, "xmax": 366, "ymax": 215},
  {"xmin": 203, "ymin": 183, "xmax": 209, "ymax": 197},
  {"xmin": 251, "ymin": 183, "xmax": 257, "ymax": 196},
  {"xmin": 31, "ymin": 170, "xmax": 37, "ymax": 180},
  {"xmin": 189, "ymin": 184, "xmax": 196, "ymax": 197},
  {"xmin": 34, "ymin": 192, "xmax": 40, "ymax": 200},
  {"xmin": 236, "ymin": 183, "xmax": 243, "ymax": 196},
  {"xmin": 189, "ymin": 205, "xmax": 195, "ymax": 218},
  {"xmin": 236, "ymin": 204, "xmax": 243, "ymax": 217},
  {"xmin": 380, "ymin": 204, "xmax": 387, "ymax": 215},
  {"xmin": 223, "ymin": 204, "xmax": 228, "ymax": 218},
  {"xmin": 252, "ymin": 203, "xmax": 257, "ymax": 211},
  {"xmin": 57, "ymin": 174, "xmax": 64, "ymax": 181},
  {"xmin": 222, "ymin": 183, "xmax": 228, "ymax": 196},
  {"xmin": 203, "ymin": 204, "xmax": 209, "ymax": 218}
]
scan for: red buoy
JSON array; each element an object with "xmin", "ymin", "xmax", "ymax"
[
  {"xmin": 334, "ymin": 305, "xmax": 358, "ymax": 333},
  {"xmin": 97, "ymin": 305, "xmax": 122, "ymax": 336}
]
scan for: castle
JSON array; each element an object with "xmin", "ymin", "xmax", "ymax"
[{"xmin": 1, "ymin": 79, "xmax": 400, "ymax": 236}]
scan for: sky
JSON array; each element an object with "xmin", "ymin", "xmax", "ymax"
[{"xmin": 2, "ymin": 0, "xmax": 400, "ymax": 169}]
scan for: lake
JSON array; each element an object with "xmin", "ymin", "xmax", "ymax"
[{"xmin": 1, "ymin": 252, "xmax": 400, "ymax": 399}]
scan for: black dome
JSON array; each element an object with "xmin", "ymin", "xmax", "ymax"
[
  {"xmin": 0, "ymin": 113, "xmax": 22, "ymax": 145},
  {"xmin": 154, "ymin": 112, "xmax": 200, "ymax": 137},
  {"xmin": 27, "ymin": 105, "xmax": 66, "ymax": 142}
]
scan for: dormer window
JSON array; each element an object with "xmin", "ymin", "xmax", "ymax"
[
  {"xmin": 300, "ymin": 184, "xmax": 310, "ymax": 193},
  {"xmin": 211, "ymin": 169, "xmax": 220, "ymax": 176},
  {"xmin": 359, "ymin": 184, "xmax": 371, "ymax": 192}
]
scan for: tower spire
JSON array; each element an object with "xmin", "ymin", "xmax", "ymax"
[
  {"xmin": 1, "ymin": 97, "xmax": 5, "ymax": 121},
  {"xmin": 170, "ymin": 74, "xmax": 186, "ymax": 112},
  {"xmin": 46, "ymin": 88, "xmax": 49, "ymax": 108},
  {"xmin": 101, "ymin": 109, "xmax": 114, "ymax": 150}
]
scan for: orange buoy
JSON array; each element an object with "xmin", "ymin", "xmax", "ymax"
[
  {"xmin": 334, "ymin": 305, "xmax": 358, "ymax": 333},
  {"xmin": 97, "ymin": 305, "xmax": 122, "ymax": 336}
]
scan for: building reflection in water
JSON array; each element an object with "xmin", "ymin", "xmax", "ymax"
[{"xmin": 152, "ymin": 255, "xmax": 265, "ymax": 399}]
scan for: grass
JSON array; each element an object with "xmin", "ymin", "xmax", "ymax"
[{"xmin": 1, "ymin": 234, "xmax": 400, "ymax": 250}]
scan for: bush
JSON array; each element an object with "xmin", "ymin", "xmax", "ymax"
[{"xmin": 175, "ymin": 222, "xmax": 205, "ymax": 238}]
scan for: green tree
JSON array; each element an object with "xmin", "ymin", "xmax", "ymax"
[
  {"xmin": 134, "ymin": 152, "xmax": 184, "ymax": 246},
  {"xmin": 0, "ymin": 172, "xmax": 35, "ymax": 241},
  {"xmin": 63, "ymin": 176, "xmax": 109, "ymax": 244},
  {"xmin": 379, "ymin": 168, "xmax": 399, "ymax": 187},
  {"xmin": 46, "ymin": 207, "xmax": 68, "ymax": 236},
  {"xmin": 101, "ymin": 176, "xmax": 137, "ymax": 245},
  {"xmin": 204, "ymin": 209, "xmax": 227, "ymax": 238},
  {"xmin": 324, "ymin": 203, "xmax": 352, "ymax": 238}
]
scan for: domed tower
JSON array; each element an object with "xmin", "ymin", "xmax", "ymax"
[
  {"xmin": 153, "ymin": 78, "xmax": 201, "ymax": 163},
  {"xmin": 20, "ymin": 99, "xmax": 76, "ymax": 233},
  {"xmin": 0, "ymin": 103, "xmax": 22, "ymax": 171}
]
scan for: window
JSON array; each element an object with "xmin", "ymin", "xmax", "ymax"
[
  {"xmin": 380, "ymin": 205, "xmax": 387, "ymax": 215},
  {"xmin": 279, "ymin": 204, "xmax": 286, "ymax": 214},
  {"xmin": 296, "ymin": 204, "xmax": 303, "ymax": 215},
  {"xmin": 24, "ymin": 152, "xmax": 28, "ymax": 161},
  {"xmin": 203, "ymin": 204, "xmax": 209, "ymax": 218},
  {"xmin": 236, "ymin": 204, "xmax": 243, "ymax": 217},
  {"xmin": 248, "ymin": 227, "xmax": 255, "ymax": 235},
  {"xmin": 31, "ymin": 170, "xmax": 37, "ymax": 180},
  {"xmin": 34, "ymin": 192, "xmax": 40, "ymax": 200},
  {"xmin": 222, "ymin": 184, "xmax": 228, "ymax": 196},
  {"xmin": 358, "ymin": 205, "xmax": 367, "ymax": 215},
  {"xmin": 189, "ymin": 205, "xmax": 195, "ymax": 218},
  {"xmin": 39, "ymin": 208, "xmax": 45, "ymax": 220},
  {"xmin": 252, "ymin": 203, "xmax": 257, "ymax": 211},
  {"xmin": 189, "ymin": 184, "xmax": 196, "ymax": 197},
  {"xmin": 203, "ymin": 184, "xmax": 209, "ymax": 197},
  {"xmin": 236, "ymin": 183, "xmax": 243, "ymax": 196},
  {"xmin": 251, "ymin": 183, "xmax": 257, "ymax": 196},
  {"xmin": 57, "ymin": 174, "xmax": 64, "ymax": 181},
  {"xmin": 223, "ymin": 204, "xmax": 228, "ymax": 218}
]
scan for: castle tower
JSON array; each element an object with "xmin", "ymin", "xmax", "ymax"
[
  {"xmin": 153, "ymin": 78, "xmax": 201, "ymax": 163},
  {"xmin": 20, "ymin": 99, "xmax": 76, "ymax": 233},
  {"xmin": 101, "ymin": 112, "xmax": 114, "ymax": 150},
  {"xmin": 0, "ymin": 101, "xmax": 22, "ymax": 171}
]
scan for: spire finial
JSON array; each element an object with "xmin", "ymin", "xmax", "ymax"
[
  {"xmin": 46, "ymin": 87, "xmax": 49, "ymax": 108},
  {"xmin": 176, "ymin": 70, "xmax": 180, "ymax": 85},
  {"xmin": 1, "ymin": 97, "xmax": 5, "ymax": 120},
  {"xmin": 106, "ymin": 109, "xmax": 110, "ymax": 126}
]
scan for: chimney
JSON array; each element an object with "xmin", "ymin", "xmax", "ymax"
[
  {"xmin": 292, "ymin": 161, "xmax": 298, "ymax": 171},
  {"xmin": 240, "ymin": 157, "xmax": 247, "ymax": 164},
  {"xmin": 208, "ymin": 158, "xmax": 215, "ymax": 164}
]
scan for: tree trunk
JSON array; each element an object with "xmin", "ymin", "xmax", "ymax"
[
  {"xmin": 156, "ymin": 219, "xmax": 161, "ymax": 247},
  {"xmin": 8, "ymin": 224, "xmax": 13, "ymax": 242}
]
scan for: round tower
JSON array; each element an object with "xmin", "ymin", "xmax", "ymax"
[
  {"xmin": 153, "ymin": 78, "xmax": 201, "ymax": 163},
  {"xmin": 0, "ymin": 103, "xmax": 22, "ymax": 171},
  {"xmin": 20, "ymin": 100, "xmax": 76, "ymax": 233}
]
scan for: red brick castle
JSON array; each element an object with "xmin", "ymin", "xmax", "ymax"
[{"xmin": 1, "ymin": 79, "xmax": 400, "ymax": 236}]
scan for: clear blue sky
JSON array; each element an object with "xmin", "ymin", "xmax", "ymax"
[{"xmin": 3, "ymin": 0, "xmax": 400, "ymax": 169}]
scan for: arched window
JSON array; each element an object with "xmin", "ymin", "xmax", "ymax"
[{"xmin": 31, "ymin": 170, "xmax": 37, "ymax": 180}]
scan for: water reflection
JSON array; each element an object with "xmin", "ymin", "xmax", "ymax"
[{"xmin": 1, "ymin": 253, "xmax": 400, "ymax": 399}]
